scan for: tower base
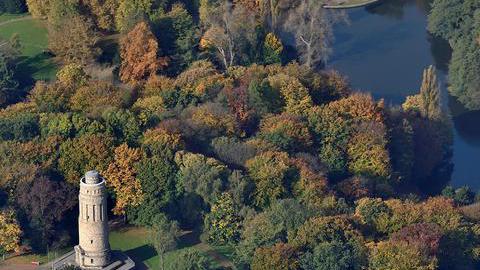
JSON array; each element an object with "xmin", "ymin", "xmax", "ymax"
[{"xmin": 52, "ymin": 250, "xmax": 135, "ymax": 270}]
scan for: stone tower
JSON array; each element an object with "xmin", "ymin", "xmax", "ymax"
[{"xmin": 74, "ymin": 170, "xmax": 111, "ymax": 269}]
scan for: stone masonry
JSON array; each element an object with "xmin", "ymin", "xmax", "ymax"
[{"xmin": 74, "ymin": 170, "xmax": 111, "ymax": 269}]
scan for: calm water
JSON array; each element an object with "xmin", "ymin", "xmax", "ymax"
[{"xmin": 328, "ymin": 0, "xmax": 480, "ymax": 189}]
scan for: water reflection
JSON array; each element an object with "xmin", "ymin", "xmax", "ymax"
[{"xmin": 329, "ymin": 0, "xmax": 480, "ymax": 189}]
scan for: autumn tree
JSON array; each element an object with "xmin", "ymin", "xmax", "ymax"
[
  {"xmin": 201, "ymin": 2, "xmax": 256, "ymax": 70},
  {"xmin": 26, "ymin": 0, "xmax": 51, "ymax": 17},
  {"xmin": 58, "ymin": 134, "xmax": 114, "ymax": 185},
  {"xmin": 419, "ymin": 66, "xmax": 442, "ymax": 119},
  {"xmin": 284, "ymin": 0, "xmax": 340, "ymax": 68},
  {"xmin": 0, "ymin": 209, "xmax": 21, "ymax": 255},
  {"xmin": 252, "ymin": 242, "xmax": 300, "ymax": 270},
  {"xmin": 56, "ymin": 63, "xmax": 89, "ymax": 89},
  {"xmin": 369, "ymin": 240, "xmax": 438, "ymax": 270},
  {"xmin": 16, "ymin": 177, "xmax": 76, "ymax": 248},
  {"xmin": 104, "ymin": 144, "xmax": 144, "ymax": 216},
  {"xmin": 29, "ymin": 81, "xmax": 75, "ymax": 113},
  {"xmin": 347, "ymin": 121, "xmax": 391, "ymax": 179},
  {"xmin": 263, "ymin": 32, "xmax": 283, "ymax": 64},
  {"xmin": 268, "ymin": 74, "xmax": 313, "ymax": 115},
  {"xmin": 70, "ymin": 81, "xmax": 129, "ymax": 117},
  {"xmin": 404, "ymin": 66, "xmax": 442, "ymax": 119},
  {"xmin": 119, "ymin": 21, "xmax": 167, "ymax": 84},
  {"xmin": 291, "ymin": 216, "xmax": 367, "ymax": 269},
  {"xmin": 245, "ymin": 151, "xmax": 292, "ymax": 207},
  {"xmin": 80, "ymin": 0, "xmax": 118, "ymax": 31},
  {"xmin": 258, "ymin": 113, "xmax": 312, "ymax": 153},
  {"xmin": 48, "ymin": 15, "xmax": 100, "ymax": 64}
]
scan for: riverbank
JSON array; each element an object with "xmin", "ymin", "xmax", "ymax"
[{"xmin": 324, "ymin": 0, "xmax": 380, "ymax": 9}]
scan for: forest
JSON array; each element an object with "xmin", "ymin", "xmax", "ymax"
[{"xmin": 0, "ymin": 0, "xmax": 479, "ymax": 269}]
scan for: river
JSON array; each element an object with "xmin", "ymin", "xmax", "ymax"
[{"xmin": 328, "ymin": 0, "xmax": 480, "ymax": 189}]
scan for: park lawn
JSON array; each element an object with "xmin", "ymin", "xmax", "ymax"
[
  {"xmin": 0, "ymin": 247, "xmax": 70, "ymax": 267},
  {"xmin": 109, "ymin": 227, "xmax": 232, "ymax": 269},
  {"xmin": 0, "ymin": 14, "xmax": 57, "ymax": 81}
]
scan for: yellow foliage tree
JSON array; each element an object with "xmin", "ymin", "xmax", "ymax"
[
  {"xmin": 347, "ymin": 122, "xmax": 391, "ymax": 178},
  {"xmin": 369, "ymin": 240, "xmax": 437, "ymax": 270},
  {"xmin": 104, "ymin": 144, "xmax": 144, "ymax": 216},
  {"xmin": 246, "ymin": 151, "xmax": 291, "ymax": 207},
  {"xmin": 0, "ymin": 209, "xmax": 22, "ymax": 253},
  {"xmin": 26, "ymin": 0, "xmax": 51, "ymax": 17},
  {"xmin": 268, "ymin": 74, "xmax": 313, "ymax": 115}
]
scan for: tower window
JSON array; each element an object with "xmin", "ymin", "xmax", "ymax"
[
  {"xmin": 93, "ymin": 205, "xmax": 96, "ymax": 222},
  {"xmin": 91, "ymin": 240, "xmax": 93, "ymax": 244},
  {"xmin": 91, "ymin": 259, "xmax": 93, "ymax": 264}
]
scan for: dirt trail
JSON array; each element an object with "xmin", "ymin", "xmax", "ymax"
[{"xmin": 0, "ymin": 15, "xmax": 34, "ymax": 27}]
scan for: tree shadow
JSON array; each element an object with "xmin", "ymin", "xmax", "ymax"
[
  {"xmin": 177, "ymin": 230, "xmax": 202, "ymax": 249},
  {"xmin": 123, "ymin": 245, "xmax": 156, "ymax": 270}
]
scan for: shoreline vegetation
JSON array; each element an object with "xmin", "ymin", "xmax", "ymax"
[{"xmin": 323, "ymin": 0, "xmax": 381, "ymax": 9}]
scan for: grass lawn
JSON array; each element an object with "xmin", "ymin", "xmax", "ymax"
[
  {"xmin": 109, "ymin": 227, "xmax": 234, "ymax": 270},
  {"xmin": 0, "ymin": 247, "xmax": 70, "ymax": 268},
  {"xmin": 0, "ymin": 13, "xmax": 57, "ymax": 81}
]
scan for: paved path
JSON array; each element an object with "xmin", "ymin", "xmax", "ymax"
[
  {"xmin": 323, "ymin": 0, "xmax": 380, "ymax": 9},
  {"xmin": 0, "ymin": 15, "xmax": 34, "ymax": 27}
]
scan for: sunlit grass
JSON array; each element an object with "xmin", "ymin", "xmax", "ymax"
[{"xmin": 0, "ymin": 14, "xmax": 57, "ymax": 81}]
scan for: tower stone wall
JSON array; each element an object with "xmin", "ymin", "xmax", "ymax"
[{"xmin": 75, "ymin": 171, "xmax": 110, "ymax": 269}]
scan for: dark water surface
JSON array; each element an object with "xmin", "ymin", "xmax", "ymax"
[{"xmin": 328, "ymin": 0, "xmax": 480, "ymax": 189}]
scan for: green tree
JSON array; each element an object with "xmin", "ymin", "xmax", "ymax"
[
  {"xmin": 129, "ymin": 154, "xmax": 178, "ymax": 226},
  {"xmin": 290, "ymin": 216, "xmax": 367, "ymax": 269},
  {"xmin": 167, "ymin": 249, "xmax": 212, "ymax": 270},
  {"xmin": 204, "ymin": 192, "xmax": 241, "ymax": 244},
  {"xmin": 245, "ymin": 151, "xmax": 292, "ymax": 208},
  {"xmin": 0, "ymin": 52, "xmax": 19, "ymax": 108},
  {"xmin": 300, "ymin": 241, "xmax": 356, "ymax": 270},
  {"xmin": 263, "ymin": 33, "xmax": 283, "ymax": 65},
  {"xmin": 235, "ymin": 199, "xmax": 307, "ymax": 266},
  {"xmin": 39, "ymin": 113, "xmax": 74, "ymax": 138},
  {"xmin": 0, "ymin": 113, "xmax": 39, "ymax": 141},
  {"xmin": 258, "ymin": 113, "xmax": 312, "ymax": 153},
  {"xmin": 175, "ymin": 151, "xmax": 230, "ymax": 205},
  {"xmin": 150, "ymin": 214, "xmax": 180, "ymax": 270},
  {"xmin": 115, "ymin": 0, "xmax": 156, "ymax": 32},
  {"xmin": 0, "ymin": 0, "xmax": 27, "ymax": 13},
  {"xmin": 102, "ymin": 109, "xmax": 141, "ymax": 146}
]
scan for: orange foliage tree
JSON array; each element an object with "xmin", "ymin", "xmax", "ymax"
[
  {"xmin": 104, "ymin": 144, "xmax": 144, "ymax": 216},
  {"xmin": 119, "ymin": 21, "xmax": 167, "ymax": 84}
]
